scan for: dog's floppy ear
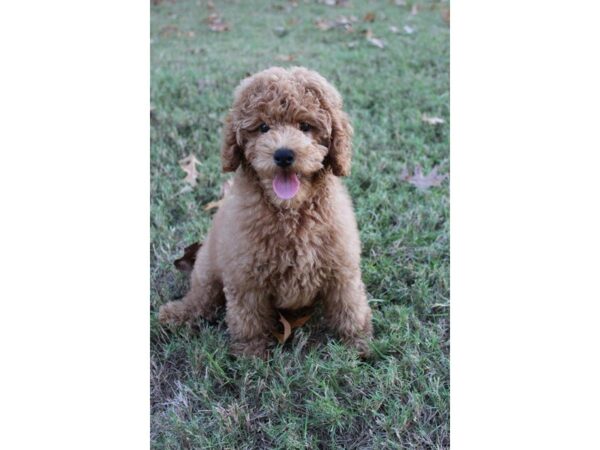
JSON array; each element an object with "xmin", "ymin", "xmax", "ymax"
[
  {"xmin": 292, "ymin": 67, "xmax": 353, "ymax": 177},
  {"xmin": 327, "ymin": 107, "xmax": 353, "ymax": 177},
  {"xmin": 221, "ymin": 112, "xmax": 242, "ymax": 173}
]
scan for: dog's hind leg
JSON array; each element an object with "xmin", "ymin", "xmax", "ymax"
[{"xmin": 159, "ymin": 245, "xmax": 224, "ymax": 326}]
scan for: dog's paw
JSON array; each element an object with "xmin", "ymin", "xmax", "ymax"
[
  {"xmin": 158, "ymin": 301, "xmax": 190, "ymax": 326},
  {"xmin": 345, "ymin": 335, "xmax": 373, "ymax": 359},
  {"xmin": 230, "ymin": 337, "xmax": 270, "ymax": 359}
]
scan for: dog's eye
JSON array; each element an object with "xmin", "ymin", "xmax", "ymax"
[
  {"xmin": 299, "ymin": 122, "xmax": 311, "ymax": 132},
  {"xmin": 259, "ymin": 123, "xmax": 270, "ymax": 133}
]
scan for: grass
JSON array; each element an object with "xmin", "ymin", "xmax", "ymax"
[{"xmin": 151, "ymin": 0, "xmax": 449, "ymax": 448}]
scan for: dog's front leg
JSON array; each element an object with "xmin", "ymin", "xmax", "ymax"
[
  {"xmin": 322, "ymin": 274, "xmax": 373, "ymax": 357},
  {"xmin": 224, "ymin": 287, "xmax": 277, "ymax": 358}
]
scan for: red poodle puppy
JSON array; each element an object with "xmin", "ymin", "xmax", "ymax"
[{"xmin": 159, "ymin": 67, "xmax": 373, "ymax": 357}]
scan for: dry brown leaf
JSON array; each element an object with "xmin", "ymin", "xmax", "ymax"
[
  {"xmin": 441, "ymin": 7, "xmax": 450, "ymax": 25},
  {"xmin": 275, "ymin": 54, "xmax": 295, "ymax": 62},
  {"xmin": 363, "ymin": 11, "xmax": 376, "ymax": 22},
  {"xmin": 421, "ymin": 114, "xmax": 445, "ymax": 125},
  {"xmin": 320, "ymin": 0, "xmax": 349, "ymax": 5},
  {"xmin": 207, "ymin": 13, "xmax": 230, "ymax": 32},
  {"xmin": 273, "ymin": 313, "xmax": 292, "ymax": 344},
  {"xmin": 288, "ymin": 315, "xmax": 311, "ymax": 328},
  {"xmin": 366, "ymin": 30, "xmax": 385, "ymax": 49},
  {"xmin": 179, "ymin": 153, "xmax": 201, "ymax": 186},
  {"xmin": 203, "ymin": 200, "xmax": 222, "ymax": 211},
  {"xmin": 402, "ymin": 165, "xmax": 448, "ymax": 190},
  {"xmin": 315, "ymin": 18, "xmax": 332, "ymax": 30},
  {"xmin": 174, "ymin": 242, "xmax": 202, "ymax": 273},
  {"xmin": 202, "ymin": 179, "xmax": 234, "ymax": 211},
  {"xmin": 159, "ymin": 25, "xmax": 179, "ymax": 37},
  {"xmin": 272, "ymin": 312, "xmax": 312, "ymax": 344},
  {"xmin": 315, "ymin": 16, "xmax": 354, "ymax": 31}
]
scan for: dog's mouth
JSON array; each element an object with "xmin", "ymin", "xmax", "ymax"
[{"xmin": 272, "ymin": 171, "xmax": 300, "ymax": 200}]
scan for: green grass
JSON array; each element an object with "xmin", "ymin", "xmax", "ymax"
[{"xmin": 151, "ymin": 0, "xmax": 449, "ymax": 448}]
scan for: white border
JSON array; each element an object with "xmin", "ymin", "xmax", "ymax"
[
  {"xmin": 452, "ymin": 1, "xmax": 600, "ymax": 448},
  {"xmin": 0, "ymin": 2, "xmax": 149, "ymax": 448}
]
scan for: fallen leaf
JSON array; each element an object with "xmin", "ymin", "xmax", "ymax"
[
  {"xmin": 179, "ymin": 153, "xmax": 201, "ymax": 186},
  {"xmin": 203, "ymin": 179, "xmax": 234, "ymax": 211},
  {"xmin": 315, "ymin": 18, "xmax": 332, "ymax": 30},
  {"xmin": 272, "ymin": 312, "xmax": 312, "ymax": 344},
  {"xmin": 288, "ymin": 315, "xmax": 311, "ymax": 328},
  {"xmin": 206, "ymin": 13, "xmax": 230, "ymax": 32},
  {"xmin": 174, "ymin": 242, "xmax": 202, "ymax": 273},
  {"xmin": 411, "ymin": 4, "xmax": 419, "ymax": 15},
  {"xmin": 402, "ymin": 165, "xmax": 448, "ymax": 190},
  {"xmin": 315, "ymin": 16, "xmax": 354, "ymax": 31},
  {"xmin": 159, "ymin": 25, "xmax": 179, "ymax": 37},
  {"xmin": 403, "ymin": 25, "xmax": 415, "ymax": 34},
  {"xmin": 363, "ymin": 11, "xmax": 376, "ymax": 22},
  {"xmin": 367, "ymin": 38, "xmax": 385, "ymax": 49},
  {"xmin": 389, "ymin": 25, "xmax": 400, "ymax": 33},
  {"xmin": 203, "ymin": 200, "xmax": 222, "ymax": 211},
  {"xmin": 206, "ymin": 0, "xmax": 215, "ymax": 10},
  {"xmin": 365, "ymin": 29, "xmax": 385, "ymax": 49},
  {"xmin": 275, "ymin": 54, "xmax": 295, "ymax": 62},
  {"xmin": 320, "ymin": 0, "xmax": 348, "ymax": 5},
  {"xmin": 273, "ymin": 313, "xmax": 292, "ymax": 344},
  {"xmin": 441, "ymin": 7, "xmax": 450, "ymax": 25},
  {"xmin": 421, "ymin": 114, "xmax": 445, "ymax": 125}
]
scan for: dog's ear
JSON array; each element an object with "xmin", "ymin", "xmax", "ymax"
[
  {"xmin": 291, "ymin": 67, "xmax": 353, "ymax": 177},
  {"xmin": 221, "ymin": 112, "xmax": 242, "ymax": 172},
  {"xmin": 327, "ymin": 107, "xmax": 353, "ymax": 177}
]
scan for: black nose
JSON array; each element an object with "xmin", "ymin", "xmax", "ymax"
[{"xmin": 273, "ymin": 148, "xmax": 295, "ymax": 167}]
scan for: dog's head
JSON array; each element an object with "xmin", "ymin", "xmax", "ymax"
[{"xmin": 221, "ymin": 67, "xmax": 352, "ymax": 206}]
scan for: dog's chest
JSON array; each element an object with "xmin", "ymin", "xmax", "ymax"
[{"xmin": 246, "ymin": 213, "xmax": 333, "ymax": 309}]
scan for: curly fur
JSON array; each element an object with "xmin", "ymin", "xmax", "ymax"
[{"xmin": 159, "ymin": 67, "xmax": 372, "ymax": 357}]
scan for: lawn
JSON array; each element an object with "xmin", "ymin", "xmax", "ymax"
[{"xmin": 150, "ymin": 0, "xmax": 449, "ymax": 448}]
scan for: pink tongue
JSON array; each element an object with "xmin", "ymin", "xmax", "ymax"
[{"xmin": 273, "ymin": 172, "xmax": 300, "ymax": 199}]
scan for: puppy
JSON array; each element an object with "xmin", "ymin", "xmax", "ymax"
[{"xmin": 159, "ymin": 67, "xmax": 373, "ymax": 357}]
